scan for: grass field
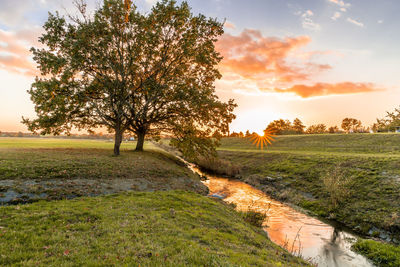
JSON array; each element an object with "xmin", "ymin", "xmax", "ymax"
[
  {"xmin": 0, "ymin": 190, "xmax": 308, "ymax": 266},
  {"xmin": 220, "ymin": 133, "xmax": 400, "ymax": 155},
  {"xmin": 0, "ymin": 137, "xmax": 309, "ymax": 266}
]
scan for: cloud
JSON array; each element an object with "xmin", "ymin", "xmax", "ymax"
[
  {"xmin": 331, "ymin": 12, "xmax": 341, "ymax": 21},
  {"xmin": 268, "ymin": 82, "xmax": 381, "ymax": 98},
  {"xmin": 327, "ymin": 0, "xmax": 350, "ymax": 8},
  {"xmin": 216, "ymin": 29, "xmax": 382, "ymax": 98},
  {"xmin": 300, "ymin": 9, "xmax": 321, "ymax": 31},
  {"xmin": 224, "ymin": 21, "xmax": 236, "ymax": 29},
  {"xmin": 0, "ymin": 0, "xmax": 48, "ymax": 27},
  {"xmin": 347, "ymin": 18, "xmax": 364, "ymax": 27},
  {"xmin": 327, "ymin": 0, "xmax": 350, "ymax": 13},
  {"xmin": 145, "ymin": 0, "xmax": 158, "ymax": 6},
  {"xmin": 216, "ymin": 29, "xmax": 330, "ymax": 85},
  {"xmin": 0, "ymin": 28, "xmax": 42, "ymax": 76}
]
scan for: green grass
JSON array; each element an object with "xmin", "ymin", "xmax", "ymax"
[
  {"xmin": 0, "ymin": 191, "xmax": 309, "ymax": 266},
  {"xmin": 208, "ymin": 136, "xmax": 400, "ymax": 240},
  {"xmin": 352, "ymin": 239, "xmax": 400, "ymax": 267},
  {"xmin": 220, "ymin": 133, "xmax": 400, "ymax": 155},
  {"xmin": 0, "ymin": 138, "xmax": 189, "ymax": 181},
  {"xmin": 0, "ymin": 138, "xmax": 209, "ymax": 200},
  {"xmin": 0, "ymin": 137, "xmax": 134, "ymax": 149}
]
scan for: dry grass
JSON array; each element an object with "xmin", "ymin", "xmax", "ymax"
[
  {"xmin": 195, "ymin": 156, "xmax": 241, "ymax": 177},
  {"xmin": 321, "ymin": 166, "xmax": 353, "ymax": 210}
]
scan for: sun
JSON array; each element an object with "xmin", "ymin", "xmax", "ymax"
[
  {"xmin": 255, "ymin": 130, "xmax": 265, "ymax": 136},
  {"xmin": 248, "ymin": 128, "xmax": 276, "ymax": 149}
]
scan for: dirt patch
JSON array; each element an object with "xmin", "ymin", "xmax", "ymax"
[{"xmin": 0, "ymin": 177, "xmax": 208, "ymax": 205}]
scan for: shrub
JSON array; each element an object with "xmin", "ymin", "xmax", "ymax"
[
  {"xmin": 240, "ymin": 210, "xmax": 267, "ymax": 228},
  {"xmin": 321, "ymin": 166, "xmax": 353, "ymax": 210},
  {"xmin": 195, "ymin": 156, "xmax": 241, "ymax": 177}
]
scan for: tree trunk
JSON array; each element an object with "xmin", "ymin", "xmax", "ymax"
[
  {"xmin": 135, "ymin": 131, "xmax": 145, "ymax": 151},
  {"xmin": 114, "ymin": 129, "xmax": 123, "ymax": 156}
]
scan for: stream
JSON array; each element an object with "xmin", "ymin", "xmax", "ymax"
[{"xmin": 189, "ymin": 165, "xmax": 374, "ymax": 267}]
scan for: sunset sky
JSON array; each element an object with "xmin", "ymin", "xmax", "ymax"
[{"xmin": 0, "ymin": 0, "xmax": 399, "ymax": 134}]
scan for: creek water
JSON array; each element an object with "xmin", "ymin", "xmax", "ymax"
[{"xmin": 190, "ymin": 165, "xmax": 373, "ymax": 267}]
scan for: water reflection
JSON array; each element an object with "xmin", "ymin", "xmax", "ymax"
[{"xmin": 201, "ymin": 175, "xmax": 373, "ymax": 267}]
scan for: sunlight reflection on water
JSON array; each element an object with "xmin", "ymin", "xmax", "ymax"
[{"xmin": 199, "ymin": 172, "xmax": 373, "ymax": 267}]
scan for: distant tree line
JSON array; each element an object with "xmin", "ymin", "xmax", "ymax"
[
  {"xmin": 0, "ymin": 131, "xmax": 118, "ymax": 140},
  {"xmin": 372, "ymin": 106, "xmax": 400, "ymax": 132},
  {"xmin": 227, "ymin": 116, "xmax": 376, "ymax": 137}
]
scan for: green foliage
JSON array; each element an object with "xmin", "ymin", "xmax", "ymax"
[
  {"xmin": 23, "ymin": 0, "xmax": 236, "ymax": 156},
  {"xmin": 0, "ymin": 191, "xmax": 309, "ymax": 266},
  {"xmin": 352, "ymin": 239, "xmax": 400, "ymax": 267}
]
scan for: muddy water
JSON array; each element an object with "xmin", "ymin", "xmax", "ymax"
[{"xmin": 193, "ymin": 168, "xmax": 373, "ymax": 267}]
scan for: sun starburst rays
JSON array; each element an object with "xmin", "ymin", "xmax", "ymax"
[{"xmin": 248, "ymin": 129, "xmax": 276, "ymax": 149}]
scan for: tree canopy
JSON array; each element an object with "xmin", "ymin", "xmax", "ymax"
[
  {"xmin": 341, "ymin": 118, "xmax": 362, "ymax": 133},
  {"xmin": 265, "ymin": 118, "xmax": 305, "ymax": 135},
  {"xmin": 23, "ymin": 0, "xmax": 236, "ymax": 157}
]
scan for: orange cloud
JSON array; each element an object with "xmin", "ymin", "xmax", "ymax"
[
  {"xmin": 269, "ymin": 82, "xmax": 381, "ymax": 98},
  {"xmin": 0, "ymin": 28, "xmax": 40, "ymax": 76},
  {"xmin": 224, "ymin": 21, "xmax": 236, "ymax": 29},
  {"xmin": 216, "ymin": 29, "xmax": 383, "ymax": 98},
  {"xmin": 216, "ymin": 29, "xmax": 330, "ymax": 84}
]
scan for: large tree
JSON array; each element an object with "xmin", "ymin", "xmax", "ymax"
[{"xmin": 23, "ymin": 0, "xmax": 236, "ymax": 157}]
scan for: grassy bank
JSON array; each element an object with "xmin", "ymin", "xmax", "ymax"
[
  {"xmin": 0, "ymin": 190, "xmax": 309, "ymax": 266},
  {"xmin": 352, "ymin": 239, "xmax": 400, "ymax": 267},
  {"xmin": 0, "ymin": 137, "xmax": 207, "ymax": 203},
  {"xmin": 204, "ymin": 135, "xmax": 400, "ymax": 242}
]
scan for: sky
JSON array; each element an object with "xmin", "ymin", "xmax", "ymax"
[{"xmin": 0, "ymin": 0, "xmax": 399, "ymax": 134}]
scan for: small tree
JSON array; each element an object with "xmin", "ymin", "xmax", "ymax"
[
  {"xmin": 306, "ymin": 124, "xmax": 327, "ymax": 134},
  {"xmin": 266, "ymin": 119, "xmax": 293, "ymax": 135},
  {"xmin": 341, "ymin": 118, "xmax": 362, "ymax": 133},
  {"xmin": 23, "ymin": 0, "xmax": 236, "ymax": 157},
  {"xmin": 292, "ymin": 118, "xmax": 305, "ymax": 134},
  {"xmin": 328, "ymin": 126, "xmax": 339, "ymax": 134}
]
